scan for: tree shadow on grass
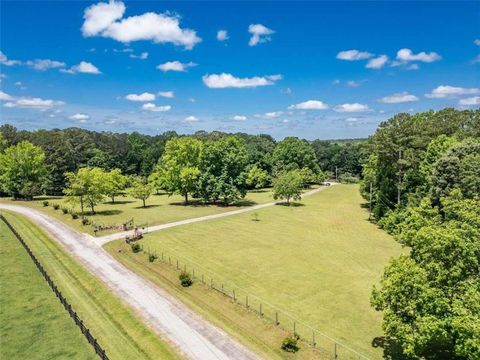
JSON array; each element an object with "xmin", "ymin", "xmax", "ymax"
[
  {"xmin": 92, "ymin": 209, "xmax": 123, "ymax": 216},
  {"xmin": 108, "ymin": 200, "xmax": 135, "ymax": 205},
  {"xmin": 275, "ymin": 202, "xmax": 305, "ymax": 207},
  {"xmin": 134, "ymin": 204, "xmax": 160, "ymax": 209},
  {"xmin": 34, "ymin": 196, "xmax": 64, "ymax": 201},
  {"xmin": 372, "ymin": 337, "xmax": 407, "ymax": 360}
]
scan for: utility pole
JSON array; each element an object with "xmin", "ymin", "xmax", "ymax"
[
  {"xmin": 369, "ymin": 182, "xmax": 373, "ymax": 219},
  {"xmin": 335, "ymin": 166, "xmax": 338, "ymax": 182},
  {"xmin": 397, "ymin": 149, "xmax": 402, "ymax": 207}
]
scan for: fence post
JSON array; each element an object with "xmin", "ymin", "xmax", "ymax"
[
  {"xmin": 193, "ymin": 268, "xmax": 195, "ymax": 279},
  {"xmin": 246, "ymin": 295, "xmax": 249, "ymax": 308},
  {"xmin": 176, "ymin": 259, "xmax": 179, "ymax": 270},
  {"xmin": 169, "ymin": 256, "xmax": 171, "ymax": 265},
  {"xmin": 202, "ymin": 274, "xmax": 204, "ymax": 284},
  {"xmin": 233, "ymin": 289, "xmax": 236, "ymax": 301},
  {"xmin": 211, "ymin": 278, "xmax": 213, "ymax": 288},
  {"xmin": 334, "ymin": 343, "xmax": 338, "ymax": 359},
  {"xmin": 275, "ymin": 311, "xmax": 279, "ymax": 325},
  {"xmin": 259, "ymin": 303, "xmax": 262, "ymax": 316},
  {"xmin": 184, "ymin": 264, "xmax": 186, "ymax": 273},
  {"xmin": 293, "ymin": 321, "xmax": 296, "ymax": 335},
  {"xmin": 312, "ymin": 331, "xmax": 316, "ymax": 347}
]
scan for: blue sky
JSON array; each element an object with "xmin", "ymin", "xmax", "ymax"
[{"xmin": 0, "ymin": 1, "xmax": 479, "ymax": 140}]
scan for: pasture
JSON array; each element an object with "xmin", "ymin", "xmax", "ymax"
[
  {"xmin": 0, "ymin": 220, "xmax": 96, "ymax": 360},
  {"xmin": 105, "ymin": 184, "xmax": 403, "ymax": 358},
  {"xmin": 0, "ymin": 211, "xmax": 179, "ymax": 360}
]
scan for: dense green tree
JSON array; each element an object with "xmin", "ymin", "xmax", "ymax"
[
  {"xmin": 159, "ymin": 137, "xmax": 203, "ymax": 204},
  {"xmin": 246, "ymin": 165, "xmax": 270, "ymax": 189},
  {"xmin": 129, "ymin": 177, "xmax": 153, "ymax": 208},
  {"xmin": 311, "ymin": 140, "xmax": 367, "ymax": 177},
  {"xmin": 198, "ymin": 136, "xmax": 248, "ymax": 204},
  {"xmin": 0, "ymin": 141, "xmax": 47, "ymax": 199},
  {"xmin": 372, "ymin": 191, "xmax": 480, "ymax": 358},
  {"xmin": 272, "ymin": 170, "xmax": 303, "ymax": 205},
  {"xmin": 272, "ymin": 137, "xmax": 319, "ymax": 175},
  {"xmin": 64, "ymin": 167, "xmax": 106, "ymax": 216},
  {"xmin": 0, "ymin": 133, "xmax": 6, "ymax": 152}
]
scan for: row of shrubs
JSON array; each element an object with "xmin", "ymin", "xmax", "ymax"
[
  {"xmin": 42, "ymin": 200, "xmax": 91, "ymax": 225},
  {"xmin": 129, "ymin": 241, "xmax": 300, "ymax": 353}
]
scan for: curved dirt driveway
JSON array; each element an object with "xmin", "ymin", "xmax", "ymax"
[{"xmin": 0, "ymin": 204, "xmax": 260, "ymax": 360}]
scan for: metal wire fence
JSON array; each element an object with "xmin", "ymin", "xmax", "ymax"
[
  {"xmin": 0, "ymin": 214, "xmax": 109, "ymax": 360},
  {"xmin": 144, "ymin": 246, "xmax": 370, "ymax": 360}
]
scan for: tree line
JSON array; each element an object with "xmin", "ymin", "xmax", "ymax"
[
  {"xmin": 0, "ymin": 124, "xmax": 366, "ymax": 200},
  {"xmin": 361, "ymin": 108, "xmax": 480, "ymax": 358}
]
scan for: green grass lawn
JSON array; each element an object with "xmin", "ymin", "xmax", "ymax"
[
  {"xmin": 105, "ymin": 184, "xmax": 403, "ymax": 359},
  {"xmin": 0, "ymin": 189, "xmax": 275, "ymax": 235},
  {"xmin": 0, "ymin": 211, "xmax": 179, "ymax": 360},
  {"xmin": 0, "ymin": 220, "xmax": 97, "ymax": 360}
]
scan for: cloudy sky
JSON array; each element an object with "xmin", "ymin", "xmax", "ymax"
[{"xmin": 0, "ymin": 1, "xmax": 479, "ymax": 139}]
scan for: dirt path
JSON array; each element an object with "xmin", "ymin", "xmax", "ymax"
[
  {"xmin": 98, "ymin": 185, "xmax": 333, "ymax": 245},
  {"xmin": 0, "ymin": 204, "xmax": 260, "ymax": 360}
]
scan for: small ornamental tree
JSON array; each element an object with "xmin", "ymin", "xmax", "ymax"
[
  {"xmin": 64, "ymin": 167, "xmax": 106, "ymax": 216},
  {"xmin": 104, "ymin": 168, "xmax": 127, "ymax": 203},
  {"xmin": 272, "ymin": 170, "xmax": 303, "ymax": 205},
  {"xmin": 129, "ymin": 177, "xmax": 153, "ymax": 208}
]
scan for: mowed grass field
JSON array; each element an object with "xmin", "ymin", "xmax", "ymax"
[
  {"xmin": 0, "ymin": 211, "xmax": 179, "ymax": 360},
  {"xmin": 106, "ymin": 185, "xmax": 403, "ymax": 358},
  {"xmin": 0, "ymin": 189, "xmax": 275, "ymax": 235},
  {"xmin": 0, "ymin": 220, "xmax": 96, "ymax": 360}
]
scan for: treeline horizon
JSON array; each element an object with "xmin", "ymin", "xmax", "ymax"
[{"xmin": 0, "ymin": 123, "xmax": 367, "ymax": 196}]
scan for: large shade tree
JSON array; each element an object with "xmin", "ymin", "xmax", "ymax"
[
  {"xmin": 64, "ymin": 167, "xmax": 106, "ymax": 216},
  {"xmin": 0, "ymin": 141, "xmax": 46, "ymax": 200}
]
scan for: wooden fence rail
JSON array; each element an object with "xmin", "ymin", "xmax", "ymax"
[{"xmin": 0, "ymin": 214, "xmax": 109, "ymax": 360}]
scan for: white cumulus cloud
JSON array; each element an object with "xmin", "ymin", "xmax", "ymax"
[
  {"xmin": 184, "ymin": 115, "xmax": 199, "ymax": 122},
  {"xmin": 0, "ymin": 90, "xmax": 14, "ymax": 101},
  {"xmin": 142, "ymin": 103, "xmax": 171, "ymax": 112},
  {"xmin": 425, "ymin": 85, "xmax": 480, "ymax": 99},
  {"xmin": 157, "ymin": 91, "xmax": 174, "ymax": 98},
  {"xmin": 288, "ymin": 100, "xmax": 329, "ymax": 110},
  {"xmin": 82, "ymin": 0, "xmax": 201, "ymax": 50},
  {"xmin": 459, "ymin": 96, "xmax": 480, "ymax": 106},
  {"xmin": 254, "ymin": 111, "xmax": 283, "ymax": 119},
  {"xmin": 0, "ymin": 52, "xmax": 21, "ymax": 66},
  {"xmin": 26, "ymin": 59, "xmax": 66, "ymax": 71},
  {"xmin": 61, "ymin": 61, "xmax": 101, "ymax": 74},
  {"xmin": 232, "ymin": 115, "xmax": 247, "ymax": 121},
  {"xmin": 366, "ymin": 55, "xmax": 389, "ymax": 69},
  {"xmin": 125, "ymin": 92, "xmax": 155, "ymax": 101},
  {"xmin": 248, "ymin": 24, "xmax": 274, "ymax": 46},
  {"xmin": 69, "ymin": 113, "xmax": 90, "ymax": 122},
  {"xmin": 396, "ymin": 48, "xmax": 441, "ymax": 63},
  {"xmin": 334, "ymin": 103, "xmax": 370, "ymax": 113},
  {"xmin": 129, "ymin": 52, "xmax": 148, "ymax": 60},
  {"xmin": 217, "ymin": 30, "xmax": 229, "ymax": 41},
  {"xmin": 202, "ymin": 73, "xmax": 282, "ymax": 88},
  {"xmin": 379, "ymin": 92, "xmax": 419, "ymax": 104},
  {"xmin": 157, "ymin": 61, "xmax": 197, "ymax": 72},
  {"xmin": 336, "ymin": 50, "xmax": 373, "ymax": 61},
  {"xmin": 3, "ymin": 96, "xmax": 65, "ymax": 110}
]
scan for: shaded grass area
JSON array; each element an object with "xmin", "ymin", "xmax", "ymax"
[
  {"xmin": 0, "ymin": 221, "xmax": 96, "ymax": 360},
  {"xmin": 107, "ymin": 185, "xmax": 403, "ymax": 359},
  {"xmin": 0, "ymin": 211, "xmax": 179, "ymax": 360},
  {"xmin": 0, "ymin": 189, "xmax": 276, "ymax": 235}
]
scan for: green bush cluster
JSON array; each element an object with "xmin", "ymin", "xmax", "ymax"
[
  {"xmin": 52, "ymin": 204, "xmax": 60, "ymax": 210},
  {"xmin": 281, "ymin": 336, "xmax": 299, "ymax": 353},
  {"xmin": 42, "ymin": 200, "xmax": 49, "ymax": 207},
  {"xmin": 131, "ymin": 243, "xmax": 141, "ymax": 253},
  {"xmin": 148, "ymin": 254, "xmax": 158, "ymax": 263},
  {"xmin": 179, "ymin": 271, "xmax": 193, "ymax": 287}
]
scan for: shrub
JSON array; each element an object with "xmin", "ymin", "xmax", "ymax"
[
  {"xmin": 281, "ymin": 336, "xmax": 299, "ymax": 353},
  {"xmin": 131, "ymin": 243, "xmax": 141, "ymax": 253},
  {"xmin": 179, "ymin": 271, "xmax": 193, "ymax": 287},
  {"xmin": 71, "ymin": 213, "xmax": 78, "ymax": 219},
  {"xmin": 148, "ymin": 254, "xmax": 158, "ymax": 263},
  {"xmin": 53, "ymin": 204, "xmax": 60, "ymax": 210},
  {"xmin": 82, "ymin": 218, "xmax": 90, "ymax": 226},
  {"xmin": 61, "ymin": 207, "xmax": 68, "ymax": 214},
  {"xmin": 42, "ymin": 200, "xmax": 49, "ymax": 207}
]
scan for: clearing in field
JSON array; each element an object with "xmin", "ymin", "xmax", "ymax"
[
  {"xmin": 0, "ymin": 220, "xmax": 96, "ymax": 360},
  {"xmin": 0, "ymin": 211, "xmax": 179, "ymax": 360},
  {"xmin": 106, "ymin": 184, "xmax": 403, "ymax": 358}
]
